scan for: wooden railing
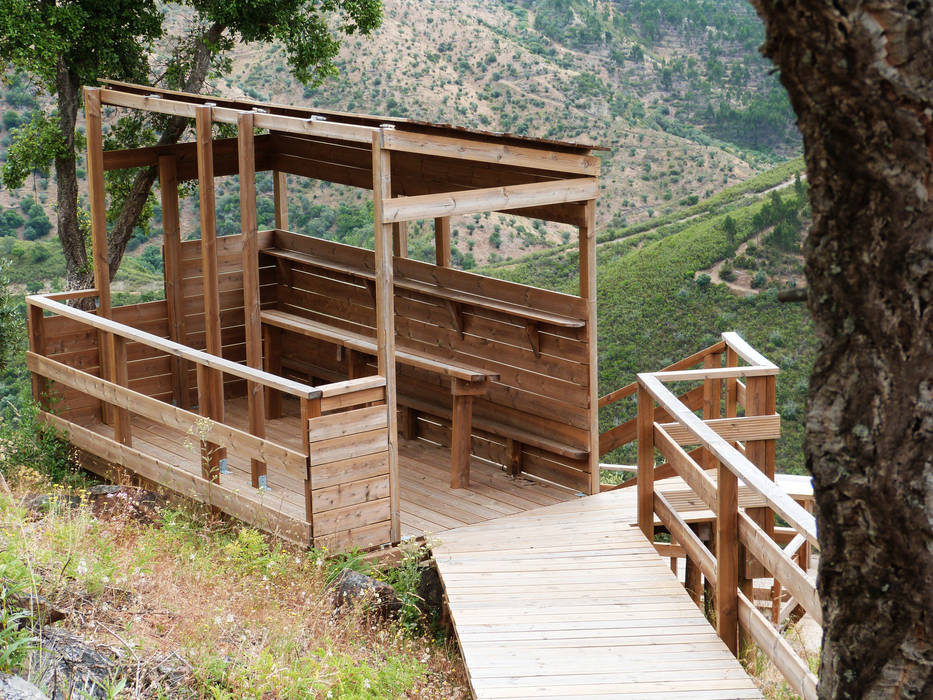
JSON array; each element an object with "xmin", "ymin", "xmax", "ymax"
[
  {"xmin": 641, "ymin": 333, "xmax": 818, "ymax": 698},
  {"xmin": 603, "ymin": 333, "xmax": 819, "ymax": 699},
  {"xmin": 24, "ymin": 294, "xmax": 390, "ymax": 545}
]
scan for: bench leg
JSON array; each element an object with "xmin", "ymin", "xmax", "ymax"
[
  {"xmin": 400, "ymin": 405, "xmax": 417, "ymax": 441},
  {"xmin": 450, "ymin": 393, "xmax": 472, "ymax": 489},
  {"xmin": 506, "ymin": 438, "xmax": 523, "ymax": 477}
]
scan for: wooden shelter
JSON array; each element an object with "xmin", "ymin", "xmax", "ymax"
[
  {"xmin": 23, "ymin": 84, "xmax": 823, "ymax": 694},
  {"xmin": 26, "ymin": 81, "xmax": 604, "ymax": 550}
]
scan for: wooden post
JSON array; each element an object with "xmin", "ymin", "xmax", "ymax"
[
  {"xmin": 301, "ymin": 397, "xmax": 321, "ymax": 526},
  {"xmin": 263, "ymin": 325, "xmax": 283, "ymax": 418},
  {"xmin": 273, "ymin": 170, "xmax": 288, "ymax": 230},
  {"xmin": 26, "ymin": 304, "xmax": 48, "ymax": 409},
  {"xmin": 725, "ymin": 346, "xmax": 738, "ymax": 419},
  {"xmin": 84, "ymin": 87, "xmax": 115, "ymax": 426},
  {"xmin": 238, "ymin": 112, "xmax": 268, "ymax": 489},
  {"xmin": 195, "ymin": 105, "xmax": 225, "ymax": 470},
  {"xmin": 636, "ymin": 383, "xmax": 655, "ymax": 541},
  {"xmin": 717, "ymin": 457, "xmax": 740, "ymax": 655},
  {"xmin": 703, "ymin": 352, "xmax": 722, "ymax": 470},
  {"xmin": 685, "ymin": 523, "xmax": 703, "ymax": 607},
  {"xmin": 746, "ymin": 374, "xmax": 777, "ymax": 579},
  {"xmin": 434, "ymin": 217, "xmax": 451, "ymax": 267},
  {"xmin": 580, "ymin": 199, "xmax": 600, "ymax": 495},
  {"xmin": 392, "ymin": 221, "xmax": 408, "ymax": 258},
  {"xmin": 112, "ymin": 336, "xmax": 132, "ymax": 447},
  {"xmin": 195, "ymin": 363, "xmax": 220, "ymax": 482},
  {"xmin": 372, "ymin": 130, "xmax": 400, "ymax": 543},
  {"xmin": 84, "ymin": 87, "xmax": 111, "ymax": 319},
  {"xmin": 159, "ymin": 155, "xmax": 189, "ymax": 410}
]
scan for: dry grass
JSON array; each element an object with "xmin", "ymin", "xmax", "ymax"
[{"xmin": 0, "ymin": 465, "xmax": 467, "ymax": 699}]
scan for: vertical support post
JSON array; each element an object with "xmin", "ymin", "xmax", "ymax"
[
  {"xmin": 273, "ymin": 170, "xmax": 288, "ymax": 230},
  {"xmin": 372, "ymin": 130, "xmax": 400, "ymax": 543},
  {"xmin": 579, "ymin": 199, "xmax": 600, "ymax": 495},
  {"xmin": 725, "ymin": 346, "xmax": 738, "ymax": 419},
  {"xmin": 703, "ymin": 352, "xmax": 722, "ymax": 469},
  {"xmin": 434, "ymin": 217, "xmax": 451, "ymax": 267},
  {"xmin": 636, "ymin": 383, "xmax": 655, "ymax": 541},
  {"xmin": 84, "ymin": 87, "xmax": 111, "ymax": 319},
  {"xmin": 84, "ymin": 87, "xmax": 115, "ymax": 426},
  {"xmin": 301, "ymin": 397, "xmax": 321, "ymax": 528},
  {"xmin": 746, "ymin": 374, "xmax": 777, "ymax": 579},
  {"xmin": 27, "ymin": 304, "xmax": 49, "ymax": 409},
  {"xmin": 238, "ymin": 112, "xmax": 268, "ymax": 489},
  {"xmin": 112, "ymin": 336, "xmax": 132, "ymax": 447},
  {"xmin": 159, "ymin": 155, "xmax": 189, "ymax": 410},
  {"xmin": 392, "ymin": 221, "xmax": 408, "ymax": 258},
  {"xmin": 195, "ymin": 363, "xmax": 220, "ymax": 482},
  {"xmin": 716, "ymin": 455, "xmax": 739, "ymax": 655},
  {"xmin": 684, "ymin": 523, "xmax": 703, "ymax": 607},
  {"xmin": 196, "ymin": 105, "xmax": 224, "ymax": 470},
  {"xmin": 263, "ymin": 325, "xmax": 283, "ymax": 418}
]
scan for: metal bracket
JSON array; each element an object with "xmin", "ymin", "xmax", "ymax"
[
  {"xmin": 257, "ymin": 474, "xmax": 269, "ymax": 491},
  {"xmin": 219, "ymin": 458, "xmax": 232, "ymax": 475}
]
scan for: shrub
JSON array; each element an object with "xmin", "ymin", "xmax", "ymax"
[
  {"xmin": 695, "ymin": 273, "xmax": 711, "ymax": 289},
  {"xmin": 751, "ymin": 270, "xmax": 767, "ymax": 288}
]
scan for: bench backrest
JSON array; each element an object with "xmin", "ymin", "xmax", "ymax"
[{"xmin": 270, "ymin": 230, "xmax": 594, "ymax": 492}]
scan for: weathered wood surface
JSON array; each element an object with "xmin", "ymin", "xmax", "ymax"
[{"xmin": 433, "ymin": 487, "xmax": 763, "ymax": 700}]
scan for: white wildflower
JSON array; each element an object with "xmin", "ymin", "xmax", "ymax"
[{"xmin": 76, "ymin": 559, "xmax": 88, "ymax": 576}]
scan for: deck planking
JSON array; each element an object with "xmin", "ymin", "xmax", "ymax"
[
  {"xmin": 433, "ymin": 487, "xmax": 764, "ymax": 700},
  {"xmin": 81, "ymin": 396, "xmax": 577, "ymax": 545}
]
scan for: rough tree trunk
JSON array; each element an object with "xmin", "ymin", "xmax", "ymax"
[
  {"xmin": 54, "ymin": 23, "xmax": 225, "ymax": 289},
  {"xmin": 749, "ymin": 2, "xmax": 933, "ymax": 697},
  {"xmin": 54, "ymin": 61, "xmax": 90, "ymax": 290}
]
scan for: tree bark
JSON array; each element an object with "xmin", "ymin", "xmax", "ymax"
[
  {"xmin": 54, "ymin": 61, "xmax": 90, "ymax": 289},
  {"xmin": 748, "ymin": 2, "xmax": 933, "ymax": 697},
  {"xmin": 105, "ymin": 22, "xmax": 225, "ymax": 280}
]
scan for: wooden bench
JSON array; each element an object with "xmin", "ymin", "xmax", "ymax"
[
  {"xmin": 261, "ymin": 246, "xmax": 584, "ymax": 357},
  {"xmin": 260, "ymin": 309, "xmax": 498, "ymax": 488}
]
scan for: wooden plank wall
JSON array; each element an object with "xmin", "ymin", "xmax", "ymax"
[
  {"xmin": 272, "ymin": 231, "xmax": 593, "ymax": 492},
  {"xmin": 42, "ymin": 300, "xmax": 173, "ymax": 421},
  {"xmin": 309, "ymin": 395, "xmax": 391, "ymax": 551},
  {"xmin": 178, "ymin": 232, "xmax": 275, "ymax": 400}
]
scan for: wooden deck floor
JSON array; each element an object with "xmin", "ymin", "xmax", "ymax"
[
  {"xmin": 433, "ymin": 488, "xmax": 764, "ymax": 700},
  {"xmin": 80, "ymin": 397, "xmax": 576, "ymax": 543}
]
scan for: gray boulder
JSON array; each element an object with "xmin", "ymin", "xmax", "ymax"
[
  {"xmin": 330, "ymin": 569, "xmax": 402, "ymax": 618},
  {"xmin": 0, "ymin": 674, "xmax": 50, "ymax": 700}
]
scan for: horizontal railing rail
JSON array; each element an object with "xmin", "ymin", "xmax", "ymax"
[{"xmin": 630, "ymin": 332, "xmax": 818, "ymax": 700}]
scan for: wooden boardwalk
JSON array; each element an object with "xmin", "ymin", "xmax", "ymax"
[{"xmin": 433, "ymin": 488, "xmax": 764, "ymax": 700}]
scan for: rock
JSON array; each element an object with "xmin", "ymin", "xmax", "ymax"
[
  {"xmin": 416, "ymin": 561, "xmax": 444, "ymax": 615},
  {"xmin": 0, "ymin": 673, "xmax": 50, "ymax": 700},
  {"xmin": 29, "ymin": 627, "xmax": 118, "ymax": 700},
  {"xmin": 24, "ymin": 493, "xmax": 81, "ymax": 514},
  {"xmin": 330, "ymin": 569, "xmax": 402, "ymax": 618},
  {"xmin": 87, "ymin": 486, "xmax": 165, "ymax": 524}
]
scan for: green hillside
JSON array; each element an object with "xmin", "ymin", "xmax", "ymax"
[{"xmin": 488, "ymin": 168, "xmax": 814, "ymax": 475}]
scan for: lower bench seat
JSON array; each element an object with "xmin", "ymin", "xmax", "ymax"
[{"xmin": 260, "ymin": 308, "xmax": 498, "ymax": 487}]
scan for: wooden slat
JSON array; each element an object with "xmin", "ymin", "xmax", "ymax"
[
  {"xmin": 658, "ymin": 414, "xmax": 781, "ymax": 446},
  {"xmin": 381, "ymin": 178, "xmax": 598, "ymax": 223},
  {"xmin": 308, "ymin": 404, "xmax": 387, "ymax": 443},
  {"xmin": 28, "ymin": 352, "xmax": 307, "ymax": 481},
  {"xmin": 738, "ymin": 592, "xmax": 817, "ymax": 700},
  {"xmin": 654, "ymin": 425, "xmax": 717, "ymax": 511},
  {"xmin": 27, "ymin": 295, "xmax": 320, "ymax": 399},
  {"xmin": 42, "ymin": 412, "xmax": 311, "ymax": 545},
  {"xmin": 382, "ymin": 129, "xmax": 600, "ymax": 175},
  {"xmin": 738, "ymin": 512, "xmax": 821, "ymax": 625},
  {"xmin": 638, "ymin": 373, "xmax": 817, "ymax": 547}
]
